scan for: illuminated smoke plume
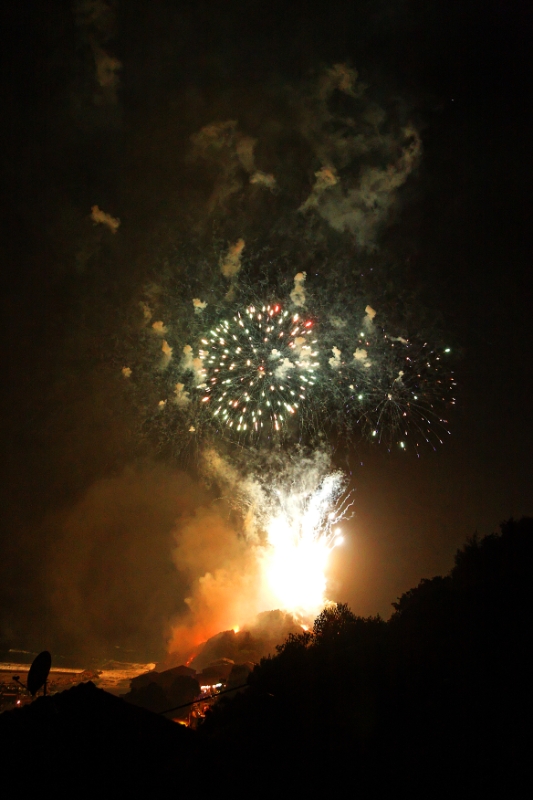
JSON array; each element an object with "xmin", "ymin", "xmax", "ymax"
[
  {"xmin": 290, "ymin": 272, "xmax": 307, "ymax": 307},
  {"xmin": 305, "ymin": 127, "xmax": 421, "ymax": 245},
  {"xmin": 90, "ymin": 205, "xmax": 120, "ymax": 233},
  {"xmin": 74, "ymin": 0, "xmax": 121, "ymax": 106},
  {"xmin": 160, "ymin": 340, "xmax": 172, "ymax": 368},
  {"xmin": 220, "ymin": 239, "xmax": 245, "ymax": 301},
  {"xmin": 174, "ymin": 383, "xmax": 190, "ymax": 408},
  {"xmin": 151, "ymin": 320, "xmax": 167, "ymax": 335},
  {"xmin": 193, "ymin": 298, "xmax": 208, "ymax": 314},
  {"xmin": 220, "ymin": 239, "xmax": 245, "ymax": 279},
  {"xmin": 329, "ymin": 346, "xmax": 342, "ymax": 370},
  {"xmin": 299, "ymin": 166, "xmax": 339, "ymax": 212},
  {"xmin": 167, "ymin": 447, "xmax": 352, "ymax": 661},
  {"xmin": 298, "ymin": 64, "xmax": 422, "ymax": 248},
  {"xmin": 180, "ymin": 345, "xmax": 204, "ymax": 385},
  {"xmin": 140, "ymin": 302, "xmax": 152, "ymax": 324}
]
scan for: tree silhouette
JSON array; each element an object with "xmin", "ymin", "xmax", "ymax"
[{"xmin": 199, "ymin": 518, "xmax": 533, "ymax": 795}]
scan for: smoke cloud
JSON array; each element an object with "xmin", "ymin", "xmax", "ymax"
[
  {"xmin": 192, "ymin": 298, "xmax": 208, "ymax": 314},
  {"xmin": 181, "ymin": 345, "xmax": 205, "ymax": 384},
  {"xmin": 151, "ymin": 321, "xmax": 167, "ymax": 335},
  {"xmin": 297, "ymin": 65, "xmax": 422, "ymax": 247},
  {"xmin": 167, "ymin": 505, "xmax": 266, "ymax": 661},
  {"xmin": 160, "ymin": 340, "xmax": 172, "ymax": 368},
  {"xmin": 290, "ymin": 272, "xmax": 307, "ymax": 307},
  {"xmin": 220, "ymin": 239, "xmax": 245, "ymax": 279},
  {"xmin": 329, "ymin": 346, "xmax": 342, "ymax": 370},
  {"xmin": 274, "ymin": 357, "xmax": 295, "ymax": 380},
  {"xmin": 90, "ymin": 205, "xmax": 120, "ymax": 233},
  {"xmin": 74, "ymin": 0, "xmax": 121, "ymax": 107},
  {"xmin": 46, "ymin": 462, "xmax": 207, "ymax": 660},
  {"xmin": 166, "ymin": 445, "xmax": 349, "ymax": 664},
  {"xmin": 190, "ymin": 121, "xmax": 273, "ymax": 210},
  {"xmin": 174, "ymin": 383, "xmax": 190, "ymax": 408}
]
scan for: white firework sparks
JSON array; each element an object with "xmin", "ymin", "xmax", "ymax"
[
  {"xmin": 198, "ymin": 303, "xmax": 318, "ymax": 436},
  {"xmin": 261, "ymin": 470, "xmax": 353, "ymax": 618}
]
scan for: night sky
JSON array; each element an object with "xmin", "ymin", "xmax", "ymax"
[{"xmin": 1, "ymin": 0, "xmax": 531, "ymax": 664}]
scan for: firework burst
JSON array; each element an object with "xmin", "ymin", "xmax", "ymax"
[
  {"xmin": 196, "ymin": 303, "xmax": 318, "ymax": 438},
  {"xmin": 328, "ymin": 324, "xmax": 456, "ymax": 451},
  {"xmin": 123, "ymin": 277, "xmax": 456, "ymax": 456}
]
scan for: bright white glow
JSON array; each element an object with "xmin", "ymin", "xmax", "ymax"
[{"xmin": 261, "ymin": 471, "xmax": 352, "ymax": 619}]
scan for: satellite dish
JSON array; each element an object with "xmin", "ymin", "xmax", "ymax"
[{"xmin": 27, "ymin": 651, "xmax": 52, "ymax": 697}]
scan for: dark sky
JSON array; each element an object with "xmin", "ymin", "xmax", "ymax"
[{"xmin": 0, "ymin": 0, "xmax": 531, "ymax": 664}]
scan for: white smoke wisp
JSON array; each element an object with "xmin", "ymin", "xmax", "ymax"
[
  {"xmin": 174, "ymin": 383, "xmax": 190, "ymax": 408},
  {"xmin": 274, "ymin": 357, "xmax": 295, "ymax": 380},
  {"xmin": 180, "ymin": 345, "xmax": 205, "ymax": 385},
  {"xmin": 363, "ymin": 305, "xmax": 377, "ymax": 328},
  {"xmin": 329, "ymin": 346, "xmax": 342, "ymax": 370},
  {"xmin": 354, "ymin": 347, "xmax": 372, "ymax": 368},
  {"xmin": 220, "ymin": 238, "xmax": 245, "ymax": 279},
  {"xmin": 290, "ymin": 271, "xmax": 307, "ymax": 307},
  {"xmin": 160, "ymin": 340, "xmax": 173, "ymax": 368}
]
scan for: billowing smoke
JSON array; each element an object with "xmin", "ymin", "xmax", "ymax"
[
  {"xmin": 190, "ymin": 121, "xmax": 272, "ymax": 211},
  {"xmin": 167, "ymin": 502, "xmax": 266, "ymax": 662},
  {"xmin": 45, "ymin": 462, "xmax": 209, "ymax": 660},
  {"xmin": 166, "ymin": 446, "xmax": 350, "ymax": 664}
]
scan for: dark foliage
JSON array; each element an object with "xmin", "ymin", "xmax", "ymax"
[{"xmin": 198, "ymin": 518, "xmax": 533, "ymax": 796}]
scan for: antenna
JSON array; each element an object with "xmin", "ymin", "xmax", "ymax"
[{"xmin": 27, "ymin": 651, "xmax": 52, "ymax": 697}]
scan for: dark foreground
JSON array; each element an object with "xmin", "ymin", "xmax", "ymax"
[{"xmin": 1, "ymin": 518, "xmax": 531, "ymax": 797}]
